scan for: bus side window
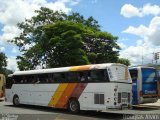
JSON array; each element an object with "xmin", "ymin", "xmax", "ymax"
[
  {"xmin": 67, "ymin": 72, "xmax": 79, "ymax": 82},
  {"xmin": 129, "ymin": 70, "xmax": 138, "ymax": 79},
  {"xmin": 26, "ymin": 75, "xmax": 32, "ymax": 83},
  {"xmin": 90, "ymin": 69, "xmax": 106, "ymax": 82},
  {"xmin": 26, "ymin": 75, "xmax": 35, "ymax": 84},
  {"xmin": 13, "ymin": 76, "xmax": 21, "ymax": 84},
  {"xmin": 61, "ymin": 73, "xmax": 66, "ymax": 82},
  {"xmin": 48, "ymin": 74, "xmax": 54, "ymax": 83},
  {"xmin": 38, "ymin": 74, "xmax": 46, "ymax": 83},
  {"xmin": 79, "ymin": 71, "xmax": 89, "ymax": 82},
  {"xmin": 34, "ymin": 75, "xmax": 40, "ymax": 84},
  {"xmin": 54, "ymin": 73, "xmax": 65, "ymax": 83},
  {"xmin": 30, "ymin": 76, "xmax": 35, "ymax": 83},
  {"xmin": 21, "ymin": 76, "xmax": 27, "ymax": 83},
  {"xmin": 6, "ymin": 77, "xmax": 13, "ymax": 89}
]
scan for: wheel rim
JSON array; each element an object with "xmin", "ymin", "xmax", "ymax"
[
  {"xmin": 14, "ymin": 97, "xmax": 19, "ymax": 105},
  {"xmin": 70, "ymin": 101, "xmax": 78, "ymax": 112}
]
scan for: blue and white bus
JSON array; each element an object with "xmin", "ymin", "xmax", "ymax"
[{"xmin": 129, "ymin": 66, "xmax": 158, "ymax": 105}]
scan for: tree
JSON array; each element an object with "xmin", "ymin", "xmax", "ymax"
[
  {"xmin": 11, "ymin": 7, "xmax": 120, "ymax": 70},
  {"xmin": 0, "ymin": 52, "xmax": 7, "ymax": 74},
  {"xmin": 118, "ymin": 58, "xmax": 131, "ymax": 66},
  {"xmin": 67, "ymin": 13, "xmax": 100, "ymax": 31},
  {"xmin": 82, "ymin": 31, "xmax": 119, "ymax": 63}
]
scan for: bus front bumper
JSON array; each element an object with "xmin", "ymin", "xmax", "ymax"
[{"xmin": 140, "ymin": 97, "xmax": 158, "ymax": 104}]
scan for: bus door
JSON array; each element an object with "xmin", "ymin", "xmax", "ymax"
[{"xmin": 129, "ymin": 69, "xmax": 138, "ymax": 105}]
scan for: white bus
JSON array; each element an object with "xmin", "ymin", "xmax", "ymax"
[
  {"xmin": 129, "ymin": 66, "xmax": 158, "ymax": 105},
  {"xmin": 0, "ymin": 74, "xmax": 5, "ymax": 98},
  {"xmin": 5, "ymin": 63, "xmax": 132, "ymax": 113}
]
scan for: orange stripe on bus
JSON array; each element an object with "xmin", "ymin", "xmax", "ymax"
[
  {"xmin": 55, "ymin": 83, "xmax": 77, "ymax": 108},
  {"xmin": 71, "ymin": 83, "xmax": 88, "ymax": 98},
  {"xmin": 69, "ymin": 66, "xmax": 80, "ymax": 71},
  {"xmin": 77, "ymin": 65, "xmax": 91, "ymax": 71},
  {"xmin": 70, "ymin": 65, "xmax": 91, "ymax": 71},
  {"xmin": 48, "ymin": 83, "xmax": 68, "ymax": 107},
  {"xmin": 48, "ymin": 65, "xmax": 91, "ymax": 108}
]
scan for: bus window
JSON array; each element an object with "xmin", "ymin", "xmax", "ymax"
[
  {"xmin": 90, "ymin": 69, "xmax": 107, "ymax": 82},
  {"xmin": 13, "ymin": 76, "xmax": 21, "ymax": 84},
  {"xmin": 54, "ymin": 72, "xmax": 66, "ymax": 83},
  {"xmin": 36, "ymin": 73, "xmax": 54, "ymax": 83},
  {"xmin": 37, "ymin": 74, "xmax": 46, "ymax": 83},
  {"xmin": 67, "ymin": 72, "xmax": 79, "ymax": 82},
  {"xmin": 24, "ymin": 75, "xmax": 31, "ymax": 83},
  {"xmin": 129, "ymin": 69, "xmax": 138, "ymax": 79},
  {"xmin": 6, "ymin": 77, "xmax": 13, "ymax": 89},
  {"xmin": 21, "ymin": 76, "xmax": 26, "ymax": 83},
  {"xmin": 79, "ymin": 71, "xmax": 89, "ymax": 82},
  {"xmin": 14, "ymin": 75, "xmax": 29, "ymax": 84},
  {"xmin": 30, "ymin": 75, "xmax": 34, "ymax": 83},
  {"xmin": 48, "ymin": 74, "xmax": 54, "ymax": 83},
  {"xmin": 33, "ymin": 75, "xmax": 40, "ymax": 84}
]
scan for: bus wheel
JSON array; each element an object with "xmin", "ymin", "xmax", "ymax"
[
  {"xmin": 68, "ymin": 99, "xmax": 80, "ymax": 114},
  {"xmin": 13, "ymin": 95, "xmax": 20, "ymax": 106}
]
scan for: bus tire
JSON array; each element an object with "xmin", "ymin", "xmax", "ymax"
[
  {"xmin": 13, "ymin": 95, "xmax": 20, "ymax": 106},
  {"xmin": 68, "ymin": 99, "xmax": 80, "ymax": 114}
]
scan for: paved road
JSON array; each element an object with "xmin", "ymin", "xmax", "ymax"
[
  {"xmin": 0, "ymin": 101, "xmax": 123, "ymax": 120},
  {"xmin": 1, "ymin": 101, "xmax": 160, "ymax": 120}
]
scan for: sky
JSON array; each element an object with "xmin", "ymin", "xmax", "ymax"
[{"xmin": 0, "ymin": 0, "xmax": 160, "ymax": 71}]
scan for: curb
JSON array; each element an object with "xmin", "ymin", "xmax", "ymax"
[{"xmin": 132, "ymin": 104, "xmax": 160, "ymax": 108}]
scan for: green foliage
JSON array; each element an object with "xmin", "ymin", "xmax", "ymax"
[
  {"xmin": 0, "ymin": 52, "xmax": 8, "ymax": 74},
  {"xmin": 118, "ymin": 58, "xmax": 131, "ymax": 66},
  {"xmin": 11, "ymin": 7, "xmax": 120, "ymax": 70},
  {"xmin": 0, "ymin": 52, "xmax": 7, "ymax": 67},
  {"xmin": 82, "ymin": 31, "xmax": 120, "ymax": 63},
  {"xmin": 42, "ymin": 21, "xmax": 90, "ymax": 67}
]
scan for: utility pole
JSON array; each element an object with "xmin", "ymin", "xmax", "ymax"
[
  {"xmin": 152, "ymin": 52, "xmax": 154, "ymax": 64},
  {"xmin": 154, "ymin": 52, "xmax": 160, "ymax": 64}
]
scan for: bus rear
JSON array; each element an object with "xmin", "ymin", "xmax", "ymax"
[{"xmin": 106, "ymin": 64, "xmax": 132, "ymax": 109}]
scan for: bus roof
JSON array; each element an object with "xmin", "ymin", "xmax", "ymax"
[
  {"xmin": 12, "ymin": 63, "xmax": 127, "ymax": 76},
  {"xmin": 129, "ymin": 66, "xmax": 155, "ymax": 70}
]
